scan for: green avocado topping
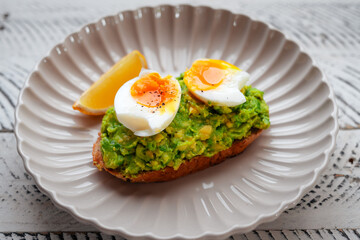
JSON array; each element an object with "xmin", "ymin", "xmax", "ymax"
[{"xmin": 100, "ymin": 73, "xmax": 270, "ymax": 176}]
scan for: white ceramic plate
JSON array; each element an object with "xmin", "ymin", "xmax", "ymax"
[{"xmin": 15, "ymin": 5, "xmax": 338, "ymax": 240}]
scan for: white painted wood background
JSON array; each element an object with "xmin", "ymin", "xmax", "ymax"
[{"xmin": 0, "ymin": 0, "xmax": 359, "ymax": 239}]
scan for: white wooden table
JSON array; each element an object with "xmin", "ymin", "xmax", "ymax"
[{"xmin": 1, "ymin": 0, "xmax": 359, "ymax": 239}]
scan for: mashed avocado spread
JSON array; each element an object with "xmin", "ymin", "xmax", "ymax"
[{"xmin": 100, "ymin": 74, "xmax": 270, "ymax": 176}]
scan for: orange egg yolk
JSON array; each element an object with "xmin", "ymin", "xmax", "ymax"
[
  {"xmin": 184, "ymin": 59, "xmax": 239, "ymax": 91},
  {"xmin": 130, "ymin": 72, "xmax": 178, "ymax": 108}
]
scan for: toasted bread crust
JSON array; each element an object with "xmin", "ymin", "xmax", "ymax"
[{"xmin": 93, "ymin": 129, "xmax": 262, "ymax": 183}]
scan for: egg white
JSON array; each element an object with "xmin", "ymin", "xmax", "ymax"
[
  {"xmin": 189, "ymin": 70, "xmax": 249, "ymax": 107},
  {"xmin": 114, "ymin": 69, "xmax": 181, "ymax": 137}
]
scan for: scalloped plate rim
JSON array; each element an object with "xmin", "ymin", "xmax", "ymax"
[{"xmin": 14, "ymin": 4, "xmax": 339, "ymax": 240}]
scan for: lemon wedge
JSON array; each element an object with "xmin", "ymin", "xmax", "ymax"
[{"xmin": 73, "ymin": 50, "xmax": 147, "ymax": 115}]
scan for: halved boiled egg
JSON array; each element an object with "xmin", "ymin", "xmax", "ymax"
[
  {"xmin": 114, "ymin": 69, "xmax": 181, "ymax": 137},
  {"xmin": 184, "ymin": 59, "xmax": 249, "ymax": 107}
]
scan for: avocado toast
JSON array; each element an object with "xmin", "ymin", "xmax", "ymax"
[{"xmin": 92, "ymin": 74, "xmax": 270, "ymax": 182}]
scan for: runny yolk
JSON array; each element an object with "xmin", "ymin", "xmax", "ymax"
[
  {"xmin": 184, "ymin": 59, "xmax": 239, "ymax": 91},
  {"xmin": 130, "ymin": 72, "xmax": 178, "ymax": 108}
]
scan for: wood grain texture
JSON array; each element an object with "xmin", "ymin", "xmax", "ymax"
[
  {"xmin": 1, "ymin": 0, "xmax": 360, "ymax": 239},
  {"xmin": 0, "ymin": 0, "xmax": 359, "ymax": 130},
  {"xmin": 1, "ymin": 230, "xmax": 360, "ymax": 240},
  {"xmin": 258, "ymin": 129, "xmax": 360, "ymax": 230},
  {"xmin": 1, "ymin": 130, "xmax": 359, "ymax": 233}
]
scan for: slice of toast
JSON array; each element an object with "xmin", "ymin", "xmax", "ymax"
[{"xmin": 93, "ymin": 129, "xmax": 262, "ymax": 183}]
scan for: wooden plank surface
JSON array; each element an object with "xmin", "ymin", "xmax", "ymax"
[
  {"xmin": 0, "ymin": 0, "xmax": 359, "ymax": 239},
  {"xmin": 1, "ymin": 130, "xmax": 359, "ymax": 232},
  {"xmin": 1, "ymin": 230, "xmax": 360, "ymax": 240},
  {"xmin": 0, "ymin": 0, "xmax": 359, "ymax": 130}
]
